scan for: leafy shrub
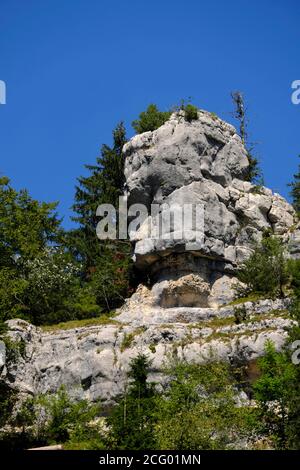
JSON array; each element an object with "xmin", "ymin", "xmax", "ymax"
[
  {"xmin": 236, "ymin": 234, "xmax": 288, "ymax": 298},
  {"xmin": 155, "ymin": 361, "xmax": 257, "ymax": 450},
  {"xmin": 0, "ymin": 267, "xmax": 28, "ymax": 322},
  {"xmin": 184, "ymin": 103, "xmax": 198, "ymax": 122},
  {"xmin": 234, "ymin": 306, "xmax": 248, "ymax": 324},
  {"xmin": 132, "ymin": 104, "xmax": 171, "ymax": 134},
  {"xmin": 253, "ymin": 341, "xmax": 298, "ymax": 449},
  {"xmin": 23, "ymin": 248, "xmax": 81, "ymax": 324}
]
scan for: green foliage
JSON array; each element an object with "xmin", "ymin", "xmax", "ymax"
[
  {"xmin": 106, "ymin": 354, "xmax": 158, "ymax": 450},
  {"xmin": 246, "ymin": 149, "xmax": 263, "ymax": 184},
  {"xmin": 254, "ymin": 341, "xmax": 298, "ymax": 449},
  {"xmin": 288, "ymin": 155, "xmax": 300, "ymax": 216},
  {"xmin": 70, "ymin": 123, "xmax": 134, "ymax": 315},
  {"xmin": 0, "ymin": 246, "xmax": 97, "ymax": 326},
  {"xmin": 2, "ymin": 335, "xmax": 26, "ymax": 363},
  {"xmin": 89, "ymin": 241, "xmax": 134, "ymax": 312},
  {"xmin": 132, "ymin": 104, "xmax": 171, "ymax": 134},
  {"xmin": 171, "ymin": 98, "xmax": 198, "ymax": 122},
  {"xmin": 120, "ymin": 332, "xmax": 135, "ymax": 352},
  {"xmin": 63, "ymin": 283, "xmax": 101, "ymax": 320},
  {"xmin": 0, "ymin": 176, "xmax": 61, "ymax": 264},
  {"xmin": 37, "ymin": 386, "xmax": 100, "ymax": 444},
  {"xmin": 0, "ymin": 267, "xmax": 28, "ymax": 322},
  {"xmin": 234, "ymin": 305, "xmax": 248, "ymax": 324},
  {"xmin": 0, "ymin": 178, "xmax": 88, "ymax": 326},
  {"xmin": 282, "ymin": 261, "xmax": 300, "ymax": 449},
  {"xmin": 71, "ymin": 122, "xmax": 127, "ymax": 267},
  {"xmin": 0, "ymin": 386, "xmax": 103, "ymax": 450},
  {"xmin": 237, "ymin": 234, "xmax": 288, "ymax": 298},
  {"xmin": 0, "ymin": 382, "xmax": 17, "ymax": 429},
  {"xmin": 183, "ymin": 103, "xmax": 198, "ymax": 122},
  {"xmin": 23, "ymin": 248, "xmax": 82, "ymax": 324},
  {"xmin": 155, "ymin": 361, "xmax": 257, "ymax": 450},
  {"xmin": 41, "ymin": 312, "xmax": 117, "ymax": 332}
]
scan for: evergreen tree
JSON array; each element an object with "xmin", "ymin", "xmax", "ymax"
[
  {"xmin": 288, "ymin": 155, "xmax": 300, "ymax": 216},
  {"xmin": 70, "ymin": 123, "xmax": 135, "ymax": 312},
  {"xmin": 236, "ymin": 234, "xmax": 288, "ymax": 298},
  {"xmin": 106, "ymin": 354, "xmax": 158, "ymax": 449},
  {"xmin": 132, "ymin": 104, "xmax": 171, "ymax": 134},
  {"xmin": 231, "ymin": 91, "xmax": 262, "ymax": 183},
  {"xmin": 71, "ymin": 122, "xmax": 127, "ymax": 267}
]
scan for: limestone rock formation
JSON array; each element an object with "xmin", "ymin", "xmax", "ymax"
[
  {"xmin": 0, "ymin": 299, "xmax": 293, "ymax": 404},
  {"xmin": 0, "ymin": 109, "xmax": 298, "ymax": 404},
  {"xmin": 123, "ymin": 110, "xmax": 296, "ymax": 312}
]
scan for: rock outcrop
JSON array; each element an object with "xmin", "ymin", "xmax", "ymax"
[
  {"xmin": 1, "ymin": 109, "xmax": 298, "ymax": 403},
  {"xmin": 123, "ymin": 110, "xmax": 297, "ymax": 311},
  {"xmin": 0, "ymin": 299, "xmax": 293, "ymax": 404}
]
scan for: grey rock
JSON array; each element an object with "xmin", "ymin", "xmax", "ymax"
[
  {"xmin": 124, "ymin": 110, "xmax": 297, "ymax": 309},
  {"xmin": 2, "ymin": 300, "xmax": 292, "ymax": 404}
]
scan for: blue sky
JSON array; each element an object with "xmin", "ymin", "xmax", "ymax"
[{"xmin": 0, "ymin": 0, "xmax": 299, "ymax": 228}]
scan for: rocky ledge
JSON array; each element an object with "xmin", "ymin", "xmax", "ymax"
[{"xmin": 0, "ymin": 298, "xmax": 293, "ymax": 404}]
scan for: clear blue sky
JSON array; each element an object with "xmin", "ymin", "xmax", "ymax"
[{"xmin": 0, "ymin": 0, "xmax": 299, "ymax": 228}]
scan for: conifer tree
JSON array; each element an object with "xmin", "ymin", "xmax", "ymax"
[
  {"xmin": 288, "ymin": 155, "xmax": 300, "ymax": 216},
  {"xmin": 231, "ymin": 91, "xmax": 262, "ymax": 183},
  {"xmin": 132, "ymin": 104, "xmax": 171, "ymax": 134},
  {"xmin": 70, "ymin": 122, "xmax": 127, "ymax": 267},
  {"xmin": 106, "ymin": 354, "xmax": 158, "ymax": 449},
  {"xmin": 70, "ymin": 122, "xmax": 135, "ymax": 312}
]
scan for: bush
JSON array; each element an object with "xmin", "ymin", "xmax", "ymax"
[
  {"xmin": 23, "ymin": 248, "xmax": 81, "ymax": 324},
  {"xmin": 155, "ymin": 361, "xmax": 257, "ymax": 450},
  {"xmin": 236, "ymin": 234, "xmax": 288, "ymax": 298},
  {"xmin": 253, "ymin": 341, "xmax": 298, "ymax": 449},
  {"xmin": 234, "ymin": 306, "xmax": 248, "ymax": 324},
  {"xmin": 1, "ymin": 386, "xmax": 104, "ymax": 449},
  {"xmin": 132, "ymin": 104, "xmax": 171, "ymax": 134},
  {"xmin": 184, "ymin": 103, "xmax": 198, "ymax": 122},
  {"xmin": 0, "ymin": 267, "xmax": 28, "ymax": 323}
]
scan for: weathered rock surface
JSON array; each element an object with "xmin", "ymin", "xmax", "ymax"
[
  {"xmin": 124, "ymin": 110, "xmax": 296, "ymax": 308},
  {"xmin": 1, "ymin": 109, "xmax": 298, "ymax": 404},
  {"xmin": 0, "ymin": 298, "xmax": 293, "ymax": 404}
]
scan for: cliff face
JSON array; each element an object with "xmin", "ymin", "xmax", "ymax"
[
  {"xmin": 1, "ymin": 110, "xmax": 299, "ymax": 404},
  {"xmin": 121, "ymin": 110, "xmax": 297, "ymax": 316}
]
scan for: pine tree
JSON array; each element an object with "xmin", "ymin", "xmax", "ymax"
[
  {"xmin": 236, "ymin": 234, "xmax": 288, "ymax": 298},
  {"xmin": 70, "ymin": 123, "xmax": 135, "ymax": 312},
  {"xmin": 231, "ymin": 91, "xmax": 262, "ymax": 184},
  {"xmin": 132, "ymin": 104, "xmax": 171, "ymax": 134},
  {"xmin": 70, "ymin": 122, "xmax": 127, "ymax": 267},
  {"xmin": 106, "ymin": 354, "xmax": 158, "ymax": 449},
  {"xmin": 288, "ymin": 155, "xmax": 300, "ymax": 216}
]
